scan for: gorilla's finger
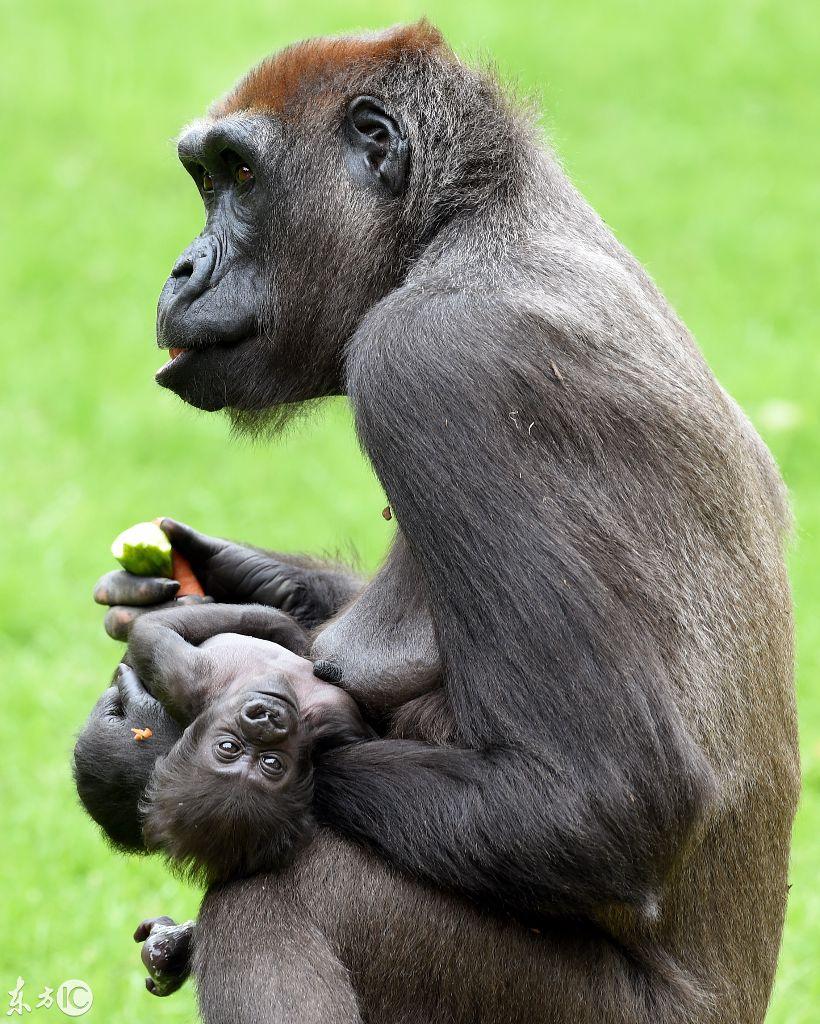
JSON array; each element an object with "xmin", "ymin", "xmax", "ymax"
[
  {"xmin": 94, "ymin": 570, "xmax": 179, "ymax": 608},
  {"xmin": 105, "ymin": 605, "xmax": 141, "ymax": 641},
  {"xmin": 104, "ymin": 603, "xmax": 172, "ymax": 641},
  {"xmin": 134, "ymin": 916, "xmax": 176, "ymax": 942},
  {"xmin": 117, "ymin": 663, "xmax": 150, "ymax": 707},
  {"xmin": 105, "ymin": 596, "xmax": 215, "ymax": 641},
  {"xmin": 159, "ymin": 519, "xmax": 226, "ymax": 564}
]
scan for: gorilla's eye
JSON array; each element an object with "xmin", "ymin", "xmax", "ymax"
[
  {"xmin": 235, "ymin": 165, "xmax": 254, "ymax": 185},
  {"xmin": 215, "ymin": 738, "xmax": 241, "ymax": 761},
  {"xmin": 201, "ymin": 171, "xmax": 215, "ymax": 194},
  {"xmin": 259, "ymin": 753, "xmax": 285, "ymax": 778}
]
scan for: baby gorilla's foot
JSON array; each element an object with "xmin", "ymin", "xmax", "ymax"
[{"xmin": 134, "ymin": 916, "xmax": 195, "ymax": 997}]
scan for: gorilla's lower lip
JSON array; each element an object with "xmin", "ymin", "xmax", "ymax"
[
  {"xmin": 156, "ymin": 347, "xmax": 189, "ymax": 380},
  {"xmin": 155, "ymin": 336, "xmax": 250, "ymax": 383}
]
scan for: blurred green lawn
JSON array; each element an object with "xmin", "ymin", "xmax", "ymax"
[{"xmin": 1, "ymin": 0, "xmax": 817, "ymax": 1020}]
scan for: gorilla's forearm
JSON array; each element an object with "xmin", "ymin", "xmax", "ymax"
[
  {"xmin": 200, "ymin": 545, "xmax": 364, "ymax": 630},
  {"xmin": 314, "ymin": 737, "xmax": 711, "ymax": 922},
  {"xmin": 126, "ymin": 603, "xmax": 310, "ymax": 721},
  {"xmin": 155, "ymin": 521, "xmax": 366, "ymax": 630},
  {"xmin": 251, "ymin": 550, "xmax": 366, "ymax": 630}
]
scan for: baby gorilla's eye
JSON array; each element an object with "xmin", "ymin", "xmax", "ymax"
[
  {"xmin": 235, "ymin": 164, "xmax": 254, "ymax": 185},
  {"xmin": 201, "ymin": 170, "xmax": 215, "ymax": 194},
  {"xmin": 214, "ymin": 739, "xmax": 242, "ymax": 762},
  {"xmin": 259, "ymin": 753, "xmax": 286, "ymax": 778}
]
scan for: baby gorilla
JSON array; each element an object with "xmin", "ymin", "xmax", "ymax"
[{"xmin": 75, "ymin": 604, "xmax": 371, "ymax": 885}]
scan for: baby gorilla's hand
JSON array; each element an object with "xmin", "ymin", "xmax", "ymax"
[{"xmin": 134, "ymin": 917, "xmax": 195, "ymax": 997}]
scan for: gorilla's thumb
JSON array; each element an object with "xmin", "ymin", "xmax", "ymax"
[{"xmin": 158, "ymin": 519, "xmax": 225, "ymax": 565}]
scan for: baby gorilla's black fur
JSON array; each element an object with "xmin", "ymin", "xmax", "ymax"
[
  {"xmin": 141, "ymin": 702, "xmax": 315, "ymax": 884},
  {"xmin": 73, "ymin": 669, "xmax": 182, "ymax": 851},
  {"xmin": 75, "ymin": 604, "xmax": 372, "ymax": 883},
  {"xmin": 141, "ymin": 691, "xmax": 368, "ymax": 884}
]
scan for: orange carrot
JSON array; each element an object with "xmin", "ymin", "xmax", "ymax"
[
  {"xmin": 172, "ymin": 550, "xmax": 205, "ymax": 597},
  {"xmin": 151, "ymin": 517, "xmax": 206, "ymax": 597}
]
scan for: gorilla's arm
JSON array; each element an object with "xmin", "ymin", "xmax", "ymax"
[
  {"xmin": 127, "ymin": 603, "xmax": 309, "ymax": 721},
  {"xmin": 309, "ymin": 292, "xmax": 717, "ymax": 920}
]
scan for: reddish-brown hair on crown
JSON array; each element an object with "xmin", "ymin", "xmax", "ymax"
[{"xmin": 213, "ymin": 20, "xmax": 450, "ymax": 117}]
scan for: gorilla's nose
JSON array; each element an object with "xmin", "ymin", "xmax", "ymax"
[
  {"xmin": 239, "ymin": 696, "xmax": 292, "ymax": 742},
  {"xmin": 169, "ymin": 238, "xmax": 217, "ymax": 301}
]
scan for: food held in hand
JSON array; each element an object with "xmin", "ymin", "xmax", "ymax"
[
  {"xmin": 112, "ymin": 522, "xmax": 173, "ymax": 577},
  {"xmin": 170, "ymin": 549, "xmax": 205, "ymax": 598},
  {"xmin": 111, "ymin": 520, "xmax": 205, "ymax": 597}
]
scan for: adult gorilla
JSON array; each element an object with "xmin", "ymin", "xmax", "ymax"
[{"xmin": 102, "ymin": 21, "xmax": 798, "ymax": 1024}]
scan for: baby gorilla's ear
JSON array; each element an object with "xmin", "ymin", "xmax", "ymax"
[
  {"xmin": 141, "ymin": 715, "xmax": 316, "ymax": 883},
  {"xmin": 73, "ymin": 673, "xmax": 183, "ymax": 851}
]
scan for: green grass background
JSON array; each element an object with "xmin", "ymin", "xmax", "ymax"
[{"xmin": 0, "ymin": 0, "xmax": 817, "ymax": 1019}]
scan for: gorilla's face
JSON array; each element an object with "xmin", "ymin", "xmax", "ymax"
[{"xmin": 155, "ymin": 94, "xmax": 412, "ymax": 421}]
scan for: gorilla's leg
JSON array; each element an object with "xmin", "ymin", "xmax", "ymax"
[
  {"xmin": 193, "ymin": 834, "xmax": 711, "ymax": 1024},
  {"xmin": 194, "ymin": 874, "xmax": 362, "ymax": 1024}
]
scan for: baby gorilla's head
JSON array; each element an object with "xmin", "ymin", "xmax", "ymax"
[
  {"xmin": 74, "ymin": 666, "xmax": 183, "ymax": 851},
  {"xmin": 141, "ymin": 677, "xmax": 316, "ymax": 884}
]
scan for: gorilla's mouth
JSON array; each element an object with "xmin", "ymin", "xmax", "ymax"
[
  {"xmin": 155, "ymin": 340, "xmax": 240, "ymax": 386},
  {"xmin": 156, "ymin": 347, "xmax": 189, "ymax": 379},
  {"xmin": 154, "ymin": 335, "xmax": 277, "ymax": 416}
]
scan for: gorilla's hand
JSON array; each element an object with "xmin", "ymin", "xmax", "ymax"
[
  {"xmin": 93, "ymin": 520, "xmax": 303, "ymax": 640},
  {"xmin": 134, "ymin": 916, "xmax": 195, "ymax": 997},
  {"xmin": 158, "ymin": 519, "xmax": 309, "ymax": 609},
  {"xmin": 95, "ymin": 519, "xmax": 364, "ymax": 637}
]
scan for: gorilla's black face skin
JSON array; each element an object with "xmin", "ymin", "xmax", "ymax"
[
  {"xmin": 156, "ymin": 118, "xmax": 269, "ymax": 413},
  {"xmin": 156, "ymin": 99, "xmax": 410, "ymax": 417}
]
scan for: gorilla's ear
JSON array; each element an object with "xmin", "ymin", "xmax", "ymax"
[{"xmin": 344, "ymin": 96, "xmax": 409, "ymax": 196}]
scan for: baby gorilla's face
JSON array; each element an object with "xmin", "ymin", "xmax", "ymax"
[
  {"xmin": 203, "ymin": 679, "xmax": 303, "ymax": 789},
  {"xmin": 141, "ymin": 671, "xmax": 317, "ymax": 882}
]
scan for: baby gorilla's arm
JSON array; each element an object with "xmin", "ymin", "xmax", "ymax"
[{"xmin": 127, "ymin": 604, "xmax": 310, "ymax": 723}]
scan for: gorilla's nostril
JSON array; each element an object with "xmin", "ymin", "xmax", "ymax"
[
  {"xmin": 242, "ymin": 700, "xmax": 284, "ymax": 723},
  {"xmin": 172, "ymin": 258, "xmax": 194, "ymax": 281}
]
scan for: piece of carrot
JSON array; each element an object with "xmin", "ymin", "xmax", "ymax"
[
  {"xmin": 151, "ymin": 517, "xmax": 206, "ymax": 597},
  {"xmin": 172, "ymin": 549, "xmax": 205, "ymax": 598}
]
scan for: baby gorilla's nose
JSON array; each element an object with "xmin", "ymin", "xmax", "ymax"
[{"xmin": 239, "ymin": 696, "xmax": 291, "ymax": 743}]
